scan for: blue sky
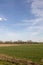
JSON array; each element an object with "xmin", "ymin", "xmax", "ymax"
[{"xmin": 0, "ymin": 0, "xmax": 43, "ymax": 41}]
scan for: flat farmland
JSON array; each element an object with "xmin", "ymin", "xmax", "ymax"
[{"xmin": 0, "ymin": 44, "xmax": 43, "ymax": 62}]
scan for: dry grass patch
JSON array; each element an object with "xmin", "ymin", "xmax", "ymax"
[
  {"xmin": 0, "ymin": 44, "xmax": 20, "ymax": 47},
  {"xmin": 0, "ymin": 54, "xmax": 39, "ymax": 65}
]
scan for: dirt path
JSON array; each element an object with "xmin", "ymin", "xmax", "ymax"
[{"xmin": 0, "ymin": 44, "xmax": 20, "ymax": 47}]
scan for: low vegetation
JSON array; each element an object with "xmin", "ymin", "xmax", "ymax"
[{"xmin": 0, "ymin": 41, "xmax": 43, "ymax": 65}]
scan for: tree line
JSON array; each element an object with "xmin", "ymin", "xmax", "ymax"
[{"xmin": 0, "ymin": 40, "xmax": 43, "ymax": 44}]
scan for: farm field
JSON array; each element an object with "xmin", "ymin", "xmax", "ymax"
[{"xmin": 0, "ymin": 44, "xmax": 43, "ymax": 63}]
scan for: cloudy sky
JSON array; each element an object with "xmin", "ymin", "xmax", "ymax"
[{"xmin": 0, "ymin": 0, "xmax": 43, "ymax": 41}]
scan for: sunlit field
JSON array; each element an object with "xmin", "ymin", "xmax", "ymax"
[{"xmin": 0, "ymin": 44, "xmax": 43, "ymax": 62}]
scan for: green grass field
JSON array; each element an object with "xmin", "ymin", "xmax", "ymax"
[{"xmin": 0, "ymin": 44, "xmax": 43, "ymax": 62}]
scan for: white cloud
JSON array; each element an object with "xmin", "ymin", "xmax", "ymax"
[
  {"xmin": 32, "ymin": 0, "xmax": 43, "ymax": 17},
  {"xmin": 3, "ymin": 18, "xmax": 7, "ymax": 21},
  {"xmin": 0, "ymin": 17, "xmax": 7, "ymax": 21},
  {"xmin": 15, "ymin": 18, "xmax": 42, "ymax": 28},
  {"xmin": 30, "ymin": 0, "xmax": 43, "ymax": 37},
  {"xmin": 23, "ymin": 18, "xmax": 42, "ymax": 25},
  {"xmin": 22, "ymin": 18, "xmax": 43, "ymax": 41},
  {"xmin": 0, "ymin": 18, "xmax": 3, "ymax": 21},
  {"xmin": 24, "ymin": 0, "xmax": 43, "ymax": 40}
]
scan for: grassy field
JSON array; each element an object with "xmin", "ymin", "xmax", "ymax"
[{"xmin": 0, "ymin": 44, "xmax": 43, "ymax": 63}]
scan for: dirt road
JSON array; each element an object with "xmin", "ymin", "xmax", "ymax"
[{"xmin": 0, "ymin": 44, "xmax": 20, "ymax": 47}]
